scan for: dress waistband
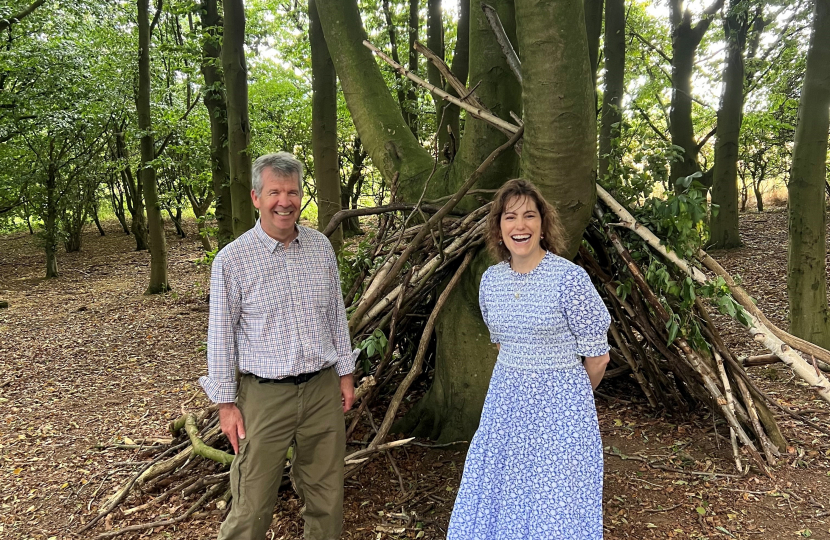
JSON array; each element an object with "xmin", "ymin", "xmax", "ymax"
[{"xmin": 495, "ymin": 356, "xmax": 582, "ymax": 371}]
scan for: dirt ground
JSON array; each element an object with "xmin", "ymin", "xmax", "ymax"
[{"xmin": 2, "ymin": 208, "xmax": 830, "ymax": 540}]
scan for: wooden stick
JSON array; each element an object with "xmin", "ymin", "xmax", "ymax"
[
  {"xmin": 714, "ymin": 350, "xmax": 743, "ymax": 473},
  {"xmin": 363, "ymin": 40, "xmax": 520, "ymax": 136},
  {"xmin": 348, "ymin": 126, "xmax": 523, "ymax": 332},
  {"xmin": 598, "ymin": 206, "xmax": 769, "ymax": 475},
  {"xmin": 322, "ymin": 202, "xmax": 455, "ymax": 237},
  {"xmin": 413, "ymin": 41, "xmax": 488, "ymax": 111},
  {"xmin": 595, "ymin": 183, "xmax": 830, "ymax": 404},
  {"xmin": 90, "ymin": 482, "xmax": 226, "ymax": 539},
  {"xmin": 481, "ymin": 3, "xmax": 522, "ymax": 82},
  {"xmin": 368, "ymin": 250, "xmax": 475, "ymax": 450},
  {"xmin": 697, "ymin": 249, "xmax": 830, "ymax": 367}
]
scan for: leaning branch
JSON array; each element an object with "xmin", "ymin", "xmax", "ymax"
[
  {"xmin": 364, "ymin": 40, "xmax": 520, "ymax": 136},
  {"xmin": 481, "ymin": 3, "xmax": 522, "ymax": 82},
  {"xmin": 595, "ymin": 183, "xmax": 830, "ymax": 404}
]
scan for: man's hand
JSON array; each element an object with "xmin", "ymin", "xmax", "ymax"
[
  {"xmin": 340, "ymin": 374, "xmax": 355, "ymax": 412},
  {"xmin": 218, "ymin": 403, "xmax": 246, "ymax": 454}
]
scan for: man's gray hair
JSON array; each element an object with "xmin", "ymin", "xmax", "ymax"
[{"xmin": 252, "ymin": 152, "xmax": 304, "ymax": 195}]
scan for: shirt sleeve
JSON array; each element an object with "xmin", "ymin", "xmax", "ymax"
[
  {"xmin": 326, "ymin": 245, "xmax": 355, "ymax": 377},
  {"xmin": 560, "ymin": 265, "xmax": 611, "ymax": 357},
  {"xmin": 199, "ymin": 252, "xmax": 242, "ymax": 403},
  {"xmin": 479, "ymin": 268, "xmax": 499, "ymax": 344}
]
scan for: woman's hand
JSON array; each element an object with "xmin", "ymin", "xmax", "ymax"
[{"xmin": 584, "ymin": 353, "xmax": 610, "ymax": 390}]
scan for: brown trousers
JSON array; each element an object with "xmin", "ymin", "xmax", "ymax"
[{"xmin": 218, "ymin": 367, "xmax": 345, "ymax": 540}]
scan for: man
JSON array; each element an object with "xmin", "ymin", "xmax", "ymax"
[{"xmin": 200, "ymin": 152, "xmax": 355, "ymax": 540}]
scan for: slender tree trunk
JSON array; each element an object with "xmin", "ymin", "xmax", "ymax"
[
  {"xmin": 599, "ymin": 0, "xmax": 625, "ymax": 180},
  {"xmin": 406, "ymin": 0, "xmax": 419, "ymax": 135},
  {"xmin": 753, "ymin": 170, "xmax": 764, "ymax": 212},
  {"xmin": 108, "ymin": 177, "xmax": 130, "ymax": 234},
  {"xmin": 426, "ymin": 0, "xmax": 444, "ymax": 110},
  {"xmin": 787, "ymin": 0, "xmax": 830, "ymax": 349},
  {"xmin": 341, "ymin": 138, "xmax": 366, "ymax": 237},
  {"xmin": 710, "ymin": 0, "xmax": 747, "ymax": 249},
  {"xmin": 138, "ymin": 0, "xmax": 170, "ymax": 294},
  {"xmin": 310, "ymin": 0, "xmax": 342, "ymax": 253},
  {"xmin": 92, "ymin": 199, "xmax": 106, "ymax": 236},
  {"xmin": 434, "ymin": 0, "xmax": 470, "ymax": 160},
  {"xmin": 166, "ymin": 206, "xmax": 186, "ymax": 238},
  {"xmin": 116, "ymin": 131, "xmax": 148, "ymax": 249},
  {"xmin": 45, "ymin": 143, "xmax": 59, "ymax": 279},
  {"xmin": 199, "ymin": 0, "xmax": 234, "ymax": 250},
  {"xmin": 222, "ymin": 0, "xmax": 255, "ymax": 236},
  {"xmin": 669, "ymin": 0, "xmax": 724, "ymax": 188},
  {"xmin": 584, "ymin": 0, "xmax": 604, "ymax": 89}
]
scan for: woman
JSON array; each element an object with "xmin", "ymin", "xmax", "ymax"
[{"xmin": 447, "ymin": 179, "xmax": 611, "ymax": 540}]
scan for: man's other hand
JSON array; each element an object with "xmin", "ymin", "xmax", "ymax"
[
  {"xmin": 340, "ymin": 374, "xmax": 355, "ymax": 412},
  {"xmin": 218, "ymin": 403, "xmax": 246, "ymax": 454}
]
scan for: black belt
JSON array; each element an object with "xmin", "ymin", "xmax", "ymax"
[{"xmin": 254, "ymin": 369, "xmax": 324, "ymax": 385}]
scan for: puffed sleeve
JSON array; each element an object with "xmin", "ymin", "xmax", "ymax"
[
  {"xmin": 479, "ymin": 267, "xmax": 499, "ymax": 343},
  {"xmin": 560, "ymin": 265, "xmax": 611, "ymax": 357}
]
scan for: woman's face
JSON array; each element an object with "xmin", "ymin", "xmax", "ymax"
[{"xmin": 500, "ymin": 195, "xmax": 543, "ymax": 259}]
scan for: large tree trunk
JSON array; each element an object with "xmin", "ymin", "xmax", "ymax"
[
  {"xmin": 310, "ymin": 0, "xmax": 342, "ymax": 253},
  {"xmin": 138, "ymin": 0, "xmax": 169, "ymax": 294},
  {"xmin": 222, "ymin": 0, "xmax": 255, "ymax": 236},
  {"xmin": 447, "ymin": 0, "xmax": 521, "ymax": 198},
  {"xmin": 710, "ymin": 0, "xmax": 747, "ymax": 249},
  {"xmin": 318, "ymin": 0, "xmax": 589, "ymax": 442},
  {"xmin": 598, "ymin": 0, "xmax": 625, "ymax": 180},
  {"xmin": 516, "ymin": 0, "xmax": 596, "ymax": 256},
  {"xmin": 787, "ymin": 0, "xmax": 830, "ymax": 349},
  {"xmin": 200, "ymin": 0, "xmax": 234, "ymax": 250}
]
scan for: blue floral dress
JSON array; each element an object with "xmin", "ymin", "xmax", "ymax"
[{"xmin": 447, "ymin": 252, "xmax": 611, "ymax": 540}]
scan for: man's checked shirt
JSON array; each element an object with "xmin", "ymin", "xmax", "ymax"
[{"xmin": 199, "ymin": 221, "xmax": 354, "ymax": 403}]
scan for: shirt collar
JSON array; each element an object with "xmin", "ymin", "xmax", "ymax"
[{"xmin": 253, "ymin": 220, "xmax": 303, "ymax": 253}]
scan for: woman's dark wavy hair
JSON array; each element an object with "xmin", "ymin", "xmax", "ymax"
[{"xmin": 485, "ymin": 178, "xmax": 567, "ymax": 262}]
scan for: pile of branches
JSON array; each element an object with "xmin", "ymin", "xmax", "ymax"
[{"xmin": 79, "ymin": 39, "xmax": 830, "ymax": 538}]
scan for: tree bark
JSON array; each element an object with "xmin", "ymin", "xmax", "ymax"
[
  {"xmin": 449, "ymin": 0, "xmax": 520, "ymax": 199},
  {"xmin": 515, "ymin": 0, "xmax": 597, "ymax": 256},
  {"xmin": 787, "ymin": 0, "xmax": 830, "ymax": 349},
  {"xmin": 115, "ymin": 130, "xmax": 148, "ymax": 250},
  {"xmin": 710, "ymin": 0, "xmax": 747, "ymax": 249},
  {"xmin": 199, "ymin": 0, "xmax": 234, "ymax": 250},
  {"xmin": 310, "ymin": 0, "xmax": 342, "ymax": 252},
  {"xmin": 315, "ymin": 0, "xmax": 437, "ymax": 202},
  {"xmin": 222, "ymin": 0, "xmax": 255, "ymax": 236},
  {"xmin": 598, "ymin": 0, "xmax": 625, "ymax": 180},
  {"xmin": 137, "ymin": 0, "xmax": 170, "ymax": 294},
  {"xmin": 406, "ymin": 0, "xmax": 419, "ymax": 135}
]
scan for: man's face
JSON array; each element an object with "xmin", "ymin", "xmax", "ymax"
[{"xmin": 251, "ymin": 168, "xmax": 302, "ymax": 242}]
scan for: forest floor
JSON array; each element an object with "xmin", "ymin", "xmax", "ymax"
[{"xmin": 2, "ymin": 208, "xmax": 830, "ymax": 540}]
